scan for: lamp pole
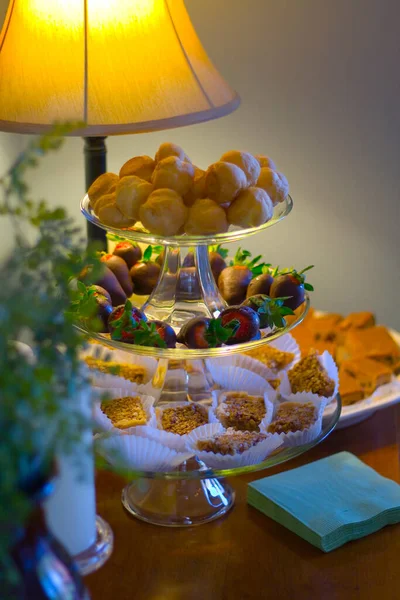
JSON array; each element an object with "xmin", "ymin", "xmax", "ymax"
[{"xmin": 83, "ymin": 136, "xmax": 108, "ymax": 249}]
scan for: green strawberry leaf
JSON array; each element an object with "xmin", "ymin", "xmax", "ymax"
[
  {"xmin": 304, "ymin": 283, "xmax": 314, "ymax": 291},
  {"xmin": 143, "ymin": 245, "xmax": 153, "ymax": 262},
  {"xmin": 209, "ymin": 244, "xmax": 229, "ymax": 259}
]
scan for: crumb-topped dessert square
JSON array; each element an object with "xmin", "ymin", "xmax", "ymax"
[
  {"xmin": 215, "ymin": 392, "xmax": 266, "ymax": 432},
  {"xmin": 85, "ymin": 357, "xmax": 146, "ymax": 383},
  {"xmin": 245, "ymin": 345, "xmax": 294, "ymax": 372},
  {"xmin": 288, "ymin": 351, "xmax": 335, "ymax": 397},
  {"xmin": 268, "ymin": 402, "xmax": 317, "ymax": 434},
  {"xmin": 101, "ymin": 396, "xmax": 147, "ymax": 429},
  {"xmin": 196, "ymin": 428, "xmax": 267, "ymax": 456},
  {"xmin": 160, "ymin": 404, "xmax": 208, "ymax": 435}
]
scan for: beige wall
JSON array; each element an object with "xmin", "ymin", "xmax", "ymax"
[{"xmin": 1, "ymin": 0, "xmax": 399, "ymax": 328}]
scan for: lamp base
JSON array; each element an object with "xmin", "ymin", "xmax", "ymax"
[{"xmin": 83, "ymin": 136, "xmax": 108, "ymax": 249}]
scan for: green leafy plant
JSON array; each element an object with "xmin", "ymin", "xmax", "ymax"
[{"xmin": 0, "ymin": 123, "xmax": 102, "ymax": 592}]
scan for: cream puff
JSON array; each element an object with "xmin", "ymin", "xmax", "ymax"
[
  {"xmin": 219, "ymin": 150, "xmax": 260, "ymax": 186},
  {"xmin": 256, "ymin": 168, "xmax": 289, "ymax": 205},
  {"xmin": 184, "ymin": 198, "xmax": 228, "ymax": 235},
  {"xmin": 205, "ymin": 161, "xmax": 247, "ymax": 206},
  {"xmin": 151, "ymin": 156, "xmax": 194, "ymax": 196},
  {"xmin": 115, "ymin": 176, "xmax": 153, "ymax": 220},
  {"xmin": 98, "ymin": 203, "xmax": 136, "ymax": 228},
  {"xmin": 88, "ymin": 173, "xmax": 118, "ymax": 208},
  {"xmin": 183, "ymin": 167, "xmax": 207, "ymax": 206},
  {"xmin": 254, "ymin": 154, "xmax": 277, "ymax": 171},
  {"xmin": 155, "ymin": 142, "xmax": 191, "ymax": 163},
  {"xmin": 139, "ymin": 189, "xmax": 188, "ymax": 236},
  {"xmin": 94, "ymin": 192, "xmax": 116, "ymax": 214},
  {"xmin": 119, "ymin": 156, "xmax": 155, "ymax": 182},
  {"xmin": 227, "ymin": 187, "xmax": 274, "ymax": 228}
]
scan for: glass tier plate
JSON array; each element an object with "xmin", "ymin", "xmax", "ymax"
[
  {"xmin": 80, "ymin": 194, "xmax": 293, "ymax": 247},
  {"xmin": 76, "ymin": 294, "xmax": 309, "ymax": 360}
]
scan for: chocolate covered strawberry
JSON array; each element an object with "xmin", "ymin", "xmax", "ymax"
[
  {"xmin": 246, "ymin": 268, "xmax": 274, "ymax": 298},
  {"xmin": 113, "ymin": 241, "xmax": 142, "ymax": 269},
  {"xmin": 217, "ymin": 248, "xmax": 268, "ymax": 305},
  {"xmin": 269, "ymin": 266, "xmax": 314, "ymax": 310},
  {"xmin": 179, "ymin": 316, "xmax": 239, "ymax": 349},
  {"xmin": 130, "ymin": 245, "xmax": 161, "ymax": 295},
  {"xmin": 108, "ymin": 300, "xmax": 147, "ymax": 342},
  {"xmin": 100, "ymin": 253, "xmax": 133, "ymax": 297},
  {"xmin": 135, "ymin": 320, "xmax": 176, "ymax": 349},
  {"xmin": 242, "ymin": 294, "xmax": 294, "ymax": 329},
  {"xmin": 208, "ymin": 244, "xmax": 228, "ymax": 282},
  {"xmin": 219, "ymin": 305, "xmax": 260, "ymax": 344}
]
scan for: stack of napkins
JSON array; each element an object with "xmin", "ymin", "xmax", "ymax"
[{"xmin": 248, "ymin": 452, "xmax": 400, "ymax": 552}]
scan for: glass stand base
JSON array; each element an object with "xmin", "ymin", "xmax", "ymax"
[
  {"xmin": 121, "ymin": 467, "xmax": 235, "ymax": 527},
  {"xmin": 74, "ymin": 515, "xmax": 114, "ymax": 575}
]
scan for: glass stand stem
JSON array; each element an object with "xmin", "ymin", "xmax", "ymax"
[{"xmin": 141, "ymin": 246, "xmax": 226, "ymax": 328}]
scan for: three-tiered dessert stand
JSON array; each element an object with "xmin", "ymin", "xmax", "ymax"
[{"xmin": 80, "ymin": 193, "xmax": 341, "ymax": 526}]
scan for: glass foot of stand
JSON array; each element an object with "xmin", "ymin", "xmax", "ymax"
[
  {"xmin": 121, "ymin": 458, "xmax": 235, "ymax": 527},
  {"xmin": 74, "ymin": 515, "xmax": 114, "ymax": 575}
]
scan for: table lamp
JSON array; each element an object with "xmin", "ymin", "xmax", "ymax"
[{"xmin": 0, "ymin": 0, "xmax": 240, "ymax": 246}]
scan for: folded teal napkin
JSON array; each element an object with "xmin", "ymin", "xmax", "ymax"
[{"xmin": 248, "ymin": 451, "xmax": 400, "ymax": 552}]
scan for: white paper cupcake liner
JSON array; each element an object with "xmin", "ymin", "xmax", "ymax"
[
  {"xmin": 280, "ymin": 351, "xmax": 339, "ymax": 405},
  {"xmin": 204, "ymin": 364, "xmax": 277, "ymax": 401},
  {"xmin": 186, "ymin": 423, "xmax": 283, "ymax": 469},
  {"xmin": 149, "ymin": 402, "xmax": 213, "ymax": 451},
  {"xmin": 95, "ymin": 430, "xmax": 193, "ymax": 472},
  {"xmin": 269, "ymin": 397, "xmax": 325, "ymax": 448},
  {"xmin": 209, "ymin": 390, "xmax": 275, "ymax": 432},
  {"xmin": 268, "ymin": 333, "xmax": 300, "ymax": 367},
  {"xmin": 92, "ymin": 387, "xmax": 156, "ymax": 433},
  {"xmin": 81, "ymin": 345, "xmax": 158, "ymax": 391}
]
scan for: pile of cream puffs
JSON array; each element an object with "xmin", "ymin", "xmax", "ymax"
[{"xmin": 87, "ymin": 143, "xmax": 289, "ymax": 237}]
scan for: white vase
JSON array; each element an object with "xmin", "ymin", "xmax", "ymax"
[{"xmin": 44, "ymin": 384, "xmax": 97, "ymax": 556}]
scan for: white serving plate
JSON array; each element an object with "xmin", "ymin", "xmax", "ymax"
[{"xmin": 327, "ymin": 328, "xmax": 400, "ymax": 429}]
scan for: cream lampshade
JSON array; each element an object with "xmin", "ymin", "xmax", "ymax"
[{"xmin": 0, "ymin": 0, "xmax": 240, "ymax": 135}]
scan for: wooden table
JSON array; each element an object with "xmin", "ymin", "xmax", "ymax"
[{"xmin": 87, "ymin": 406, "xmax": 400, "ymax": 600}]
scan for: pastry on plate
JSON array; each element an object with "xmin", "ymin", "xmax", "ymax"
[
  {"xmin": 159, "ymin": 404, "xmax": 208, "ymax": 435},
  {"xmin": 100, "ymin": 396, "xmax": 147, "ymax": 429},
  {"xmin": 288, "ymin": 350, "xmax": 335, "ymax": 398},
  {"xmin": 310, "ymin": 313, "xmax": 343, "ymax": 342},
  {"xmin": 342, "ymin": 326, "xmax": 400, "ymax": 371},
  {"xmin": 338, "ymin": 367, "xmax": 365, "ymax": 406},
  {"xmin": 215, "ymin": 392, "xmax": 266, "ymax": 432},
  {"xmin": 341, "ymin": 357, "xmax": 392, "ymax": 395},
  {"xmin": 245, "ymin": 345, "xmax": 295, "ymax": 373},
  {"xmin": 267, "ymin": 401, "xmax": 317, "ymax": 434},
  {"xmin": 338, "ymin": 311, "xmax": 375, "ymax": 332},
  {"xmin": 85, "ymin": 357, "xmax": 147, "ymax": 383},
  {"xmin": 196, "ymin": 428, "xmax": 267, "ymax": 456}
]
